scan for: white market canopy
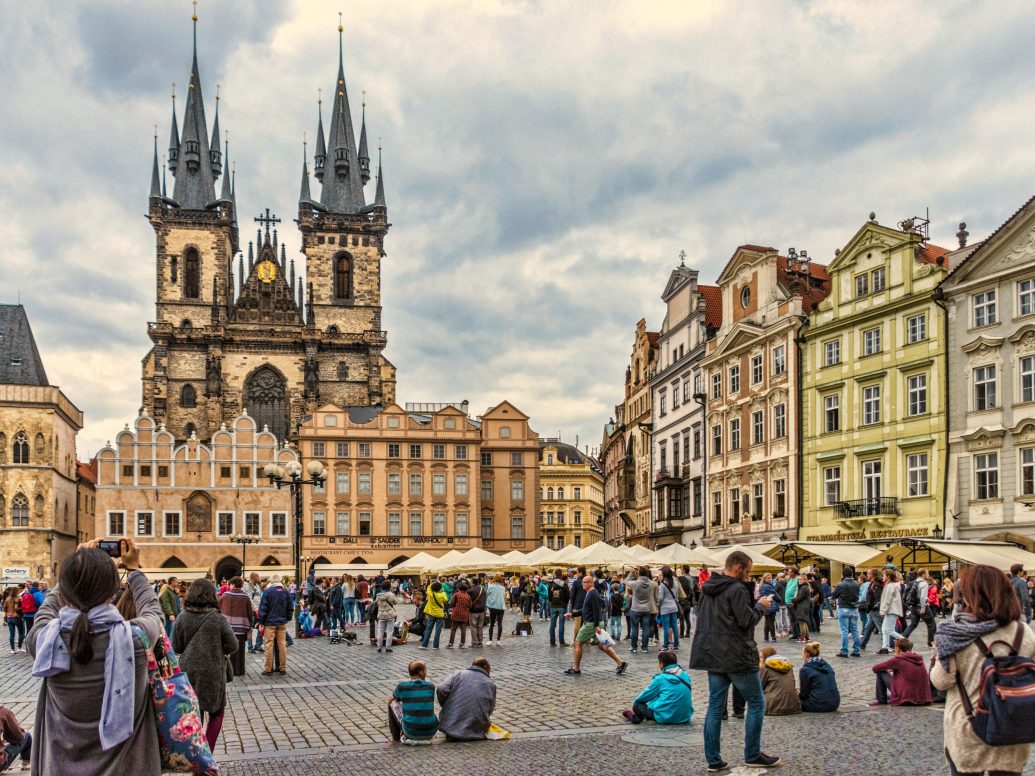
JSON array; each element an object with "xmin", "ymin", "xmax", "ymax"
[
  {"xmin": 700, "ymin": 544, "xmax": 785, "ymax": 573},
  {"xmin": 438, "ymin": 547, "xmax": 509, "ymax": 575},
  {"xmin": 625, "ymin": 544, "xmax": 655, "ymax": 560},
  {"xmin": 570, "ymin": 541, "xmax": 640, "ymax": 569},
  {"xmin": 546, "ymin": 544, "xmax": 583, "ymax": 566},
  {"xmin": 313, "ymin": 563, "xmax": 389, "ymax": 575},
  {"xmin": 421, "ymin": 549, "xmax": 467, "ymax": 574},
  {"xmin": 766, "ymin": 541, "xmax": 887, "ymax": 567},
  {"xmin": 500, "ymin": 550, "xmax": 528, "ymax": 564},
  {"xmin": 924, "ymin": 541, "xmax": 1035, "ymax": 573},
  {"xmin": 522, "ymin": 545, "xmax": 557, "ymax": 566},
  {"xmin": 387, "ymin": 552, "xmax": 438, "ymax": 576},
  {"xmin": 646, "ymin": 543, "xmax": 716, "ymax": 568}
]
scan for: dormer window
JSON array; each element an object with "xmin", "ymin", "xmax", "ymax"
[{"xmin": 740, "ymin": 287, "xmax": 751, "ymax": 308}]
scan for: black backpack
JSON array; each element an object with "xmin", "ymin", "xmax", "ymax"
[{"xmin": 955, "ymin": 623, "xmax": 1035, "ymax": 746}]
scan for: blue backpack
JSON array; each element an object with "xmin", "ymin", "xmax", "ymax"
[{"xmin": 955, "ymin": 623, "xmax": 1035, "ymax": 746}]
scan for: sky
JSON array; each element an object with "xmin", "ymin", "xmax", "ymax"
[{"xmin": 3, "ymin": 0, "xmax": 1035, "ymax": 460}]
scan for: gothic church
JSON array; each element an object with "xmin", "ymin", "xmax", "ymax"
[{"xmin": 143, "ymin": 16, "xmax": 395, "ymax": 444}]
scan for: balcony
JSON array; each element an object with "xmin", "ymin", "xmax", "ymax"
[{"xmin": 834, "ymin": 498, "xmax": 900, "ymax": 520}]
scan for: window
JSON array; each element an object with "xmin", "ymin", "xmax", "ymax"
[
  {"xmin": 409, "ymin": 473, "xmax": 423, "ymax": 495},
  {"xmin": 409, "ymin": 512, "xmax": 423, "ymax": 535},
  {"xmin": 862, "ymin": 460, "xmax": 883, "ymax": 505},
  {"xmin": 1022, "ymin": 357, "xmax": 1035, "ymax": 403},
  {"xmin": 335, "ymin": 254, "xmax": 352, "ymax": 299},
  {"xmin": 693, "ymin": 429, "xmax": 702, "ymax": 459},
  {"xmin": 337, "ymin": 361, "xmax": 349, "ymax": 380},
  {"xmin": 975, "ymin": 453, "xmax": 999, "ymax": 500},
  {"xmin": 445, "ymin": 418, "xmax": 457, "ymax": 430},
  {"xmin": 433, "ymin": 444, "xmax": 446, "ymax": 460},
  {"xmin": 511, "ymin": 452, "xmax": 523, "ymax": 467},
  {"xmin": 136, "ymin": 511, "xmax": 154, "ymax": 537},
  {"xmin": 387, "ymin": 512, "xmax": 400, "ymax": 536},
  {"xmin": 659, "ymin": 391, "xmax": 667, "ymax": 416},
  {"xmin": 140, "ymin": 465, "xmax": 152, "ymax": 478},
  {"xmin": 712, "ymin": 425, "xmax": 722, "ymax": 455},
  {"xmin": 455, "ymin": 445, "xmax": 468, "ymax": 460},
  {"xmin": 499, "ymin": 426, "xmax": 512, "ymax": 439},
  {"xmin": 511, "ymin": 515, "xmax": 525, "ymax": 539},
  {"xmin": 481, "ymin": 515, "xmax": 493, "ymax": 540},
  {"xmin": 823, "ymin": 467, "xmax": 841, "ymax": 506},
  {"xmin": 774, "ymin": 479, "xmax": 786, "ymax": 517},
  {"xmin": 271, "ymin": 512, "xmax": 287, "ymax": 537},
  {"xmin": 433, "ymin": 513, "xmax": 447, "ymax": 536},
  {"xmin": 729, "ymin": 418, "xmax": 740, "ymax": 450},
  {"xmin": 164, "ymin": 511, "xmax": 181, "ymax": 537},
  {"xmin": 863, "ymin": 327, "xmax": 881, "ymax": 356},
  {"xmin": 184, "ymin": 248, "xmax": 200, "ymax": 298},
  {"xmin": 824, "ymin": 340, "xmax": 841, "ymax": 367},
  {"xmin": 336, "ymin": 511, "xmax": 351, "ymax": 535},
  {"xmin": 312, "ymin": 442, "xmax": 325, "ymax": 457},
  {"xmin": 774, "ymin": 403, "xmax": 787, "ymax": 439},
  {"xmin": 1021, "ymin": 448, "xmax": 1035, "ymax": 496},
  {"xmin": 217, "ymin": 511, "xmax": 234, "ymax": 537},
  {"xmin": 359, "ymin": 512, "xmax": 371, "ymax": 535},
  {"xmin": 729, "ymin": 366, "xmax": 740, "ymax": 394},
  {"xmin": 974, "ymin": 290, "xmax": 997, "ymax": 327},
  {"xmin": 1020, "ymin": 279, "xmax": 1035, "ymax": 317},
  {"xmin": 692, "ymin": 480, "xmax": 702, "ymax": 515},
  {"xmin": 12, "ymin": 432, "xmax": 29, "ymax": 464},
  {"xmin": 752, "ymin": 483, "xmax": 763, "ymax": 519},
  {"xmin": 336, "ymin": 443, "xmax": 349, "ymax": 457},
  {"xmin": 312, "ymin": 474, "xmax": 325, "ymax": 493},
  {"xmin": 752, "ymin": 410, "xmax": 764, "ymax": 445},
  {"xmin": 751, "ymin": 355, "xmax": 763, "ymax": 385},
  {"xmin": 871, "ymin": 267, "xmax": 886, "ymax": 293},
  {"xmin": 106, "ymin": 508, "xmax": 124, "ymax": 535},
  {"xmin": 658, "ymin": 441, "xmax": 668, "ymax": 472},
  {"xmin": 409, "ymin": 444, "xmax": 422, "ymax": 459},
  {"xmin": 906, "ymin": 453, "xmax": 929, "ymax": 497},
  {"xmin": 358, "ymin": 472, "xmax": 372, "ymax": 494},
  {"xmin": 433, "ymin": 473, "xmax": 447, "ymax": 496},
  {"xmin": 239, "ymin": 466, "xmax": 250, "ymax": 479},
  {"xmin": 730, "ymin": 488, "xmax": 741, "ymax": 523},
  {"xmin": 388, "ymin": 443, "xmax": 401, "ymax": 459},
  {"xmin": 908, "ymin": 374, "xmax": 927, "ymax": 416},
  {"xmin": 683, "ymin": 378, "xmax": 692, "ymax": 403},
  {"xmin": 671, "ymin": 381, "xmax": 680, "ymax": 409},
  {"xmin": 481, "ymin": 452, "xmax": 492, "ymax": 466},
  {"xmin": 974, "ymin": 365, "xmax": 997, "ymax": 410},
  {"xmin": 855, "ymin": 274, "xmax": 869, "ymax": 297},
  {"xmin": 243, "ymin": 512, "xmax": 260, "ymax": 536},
  {"xmin": 181, "ymin": 384, "xmax": 196, "ymax": 408},
  {"xmin": 511, "ymin": 479, "xmax": 524, "ymax": 500},
  {"xmin": 773, "ymin": 345, "xmax": 786, "ymax": 376},
  {"xmin": 740, "ymin": 287, "xmax": 751, "ymax": 308},
  {"xmin": 863, "ymin": 385, "xmax": 881, "ymax": 425},
  {"xmin": 573, "ymin": 486, "xmax": 581, "ymax": 499},
  {"xmin": 336, "ymin": 471, "xmax": 350, "ymax": 494},
  {"xmin": 387, "ymin": 472, "xmax": 401, "ymax": 494},
  {"xmin": 711, "ymin": 373, "xmax": 722, "ymax": 399},
  {"xmin": 907, "ymin": 314, "xmax": 926, "ymax": 344},
  {"xmin": 456, "ymin": 512, "xmax": 468, "ymax": 536},
  {"xmin": 158, "ymin": 465, "xmax": 169, "ymax": 478},
  {"xmin": 546, "ymin": 536, "xmax": 554, "ymax": 549},
  {"xmin": 573, "ymin": 534, "xmax": 582, "ymax": 548},
  {"xmin": 574, "ymin": 510, "xmax": 582, "ymax": 524},
  {"xmin": 481, "ymin": 480, "xmax": 493, "ymax": 501},
  {"xmin": 712, "ymin": 491, "xmax": 722, "ymax": 523}
]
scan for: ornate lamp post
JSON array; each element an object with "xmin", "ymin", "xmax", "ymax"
[
  {"xmin": 263, "ymin": 459, "xmax": 327, "ymax": 636},
  {"xmin": 228, "ymin": 534, "xmax": 259, "ymax": 578}
]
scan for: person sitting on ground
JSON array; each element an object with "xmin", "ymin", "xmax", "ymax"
[
  {"xmin": 758, "ymin": 646, "xmax": 801, "ymax": 716},
  {"xmin": 389, "ymin": 660, "xmax": 439, "ymax": 746},
  {"xmin": 621, "ymin": 649, "xmax": 693, "ymax": 725},
  {"xmin": 798, "ymin": 641, "xmax": 840, "ymax": 712},
  {"xmin": 0, "ymin": 705, "xmax": 31, "ymax": 772},
  {"xmin": 869, "ymin": 637, "xmax": 932, "ymax": 707},
  {"xmin": 437, "ymin": 657, "xmax": 497, "ymax": 741}
]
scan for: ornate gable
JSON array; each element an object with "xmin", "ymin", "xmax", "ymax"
[{"xmin": 232, "ymin": 239, "xmax": 302, "ymax": 325}]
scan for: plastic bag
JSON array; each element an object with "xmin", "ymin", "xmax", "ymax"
[{"xmin": 486, "ymin": 723, "xmax": 510, "ymax": 740}]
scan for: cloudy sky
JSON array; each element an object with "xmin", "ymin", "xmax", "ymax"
[{"xmin": 3, "ymin": 0, "xmax": 1035, "ymax": 458}]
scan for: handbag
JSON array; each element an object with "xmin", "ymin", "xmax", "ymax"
[
  {"xmin": 131, "ymin": 625, "xmax": 220, "ymax": 775},
  {"xmin": 225, "ymin": 655, "xmax": 234, "ymax": 683}
]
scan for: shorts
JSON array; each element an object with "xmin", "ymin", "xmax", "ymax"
[{"xmin": 575, "ymin": 622, "xmax": 598, "ymax": 645}]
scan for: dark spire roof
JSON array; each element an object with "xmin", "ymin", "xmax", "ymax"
[
  {"xmin": 358, "ymin": 98, "xmax": 371, "ymax": 184},
  {"xmin": 318, "ymin": 19, "xmax": 367, "ymax": 214},
  {"xmin": 171, "ymin": 10, "xmax": 217, "ymax": 210},
  {"xmin": 299, "ymin": 140, "xmax": 313, "ymax": 204},
  {"xmin": 372, "ymin": 144, "xmax": 386, "ymax": 210},
  {"xmin": 209, "ymin": 88, "xmax": 223, "ymax": 180},
  {"xmin": 149, "ymin": 132, "xmax": 162, "ymax": 199},
  {"xmin": 0, "ymin": 305, "xmax": 49, "ymax": 386},
  {"xmin": 167, "ymin": 89, "xmax": 179, "ymax": 174},
  {"xmin": 218, "ymin": 137, "xmax": 232, "ymax": 202},
  {"xmin": 313, "ymin": 95, "xmax": 326, "ymax": 183}
]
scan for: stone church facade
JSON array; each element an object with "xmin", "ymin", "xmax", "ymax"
[{"xmin": 142, "ymin": 18, "xmax": 395, "ymax": 446}]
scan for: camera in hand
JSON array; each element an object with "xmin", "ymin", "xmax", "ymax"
[{"xmin": 98, "ymin": 539, "xmax": 122, "ymax": 558}]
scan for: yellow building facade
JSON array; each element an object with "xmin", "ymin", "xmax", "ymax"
[
  {"xmin": 801, "ymin": 218, "xmax": 950, "ymax": 541},
  {"xmin": 538, "ymin": 440, "xmax": 604, "ymax": 550}
]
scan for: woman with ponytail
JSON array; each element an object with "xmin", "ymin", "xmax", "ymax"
[{"xmin": 27, "ymin": 538, "xmax": 163, "ymax": 775}]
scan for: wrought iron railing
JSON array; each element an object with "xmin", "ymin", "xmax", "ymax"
[{"xmin": 834, "ymin": 497, "xmax": 899, "ymax": 520}]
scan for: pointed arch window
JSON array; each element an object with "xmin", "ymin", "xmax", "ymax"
[
  {"xmin": 181, "ymin": 384, "xmax": 197, "ymax": 408},
  {"xmin": 11, "ymin": 493, "xmax": 29, "ymax": 526},
  {"xmin": 0, "ymin": 432, "xmax": 6, "ymax": 464},
  {"xmin": 334, "ymin": 253, "xmax": 352, "ymax": 300},
  {"xmin": 245, "ymin": 366, "xmax": 288, "ymax": 443},
  {"xmin": 13, "ymin": 432, "xmax": 29, "ymax": 464},
  {"xmin": 184, "ymin": 248, "xmax": 200, "ymax": 299}
]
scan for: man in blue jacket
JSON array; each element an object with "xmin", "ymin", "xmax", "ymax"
[
  {"xmin": 258, "ymin": 575, "xmax": 293, "ymax": 676},
  {"xmin": 622, "ymin": 650, "xmax": 693, "ymax": 724}
]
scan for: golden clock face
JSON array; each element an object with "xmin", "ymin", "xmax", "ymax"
[{"xmin": 257, "ymin": 260, "xmax": 277, "ymax": 284}]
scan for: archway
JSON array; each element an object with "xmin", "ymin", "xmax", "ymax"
[
  {"xmin": 214, "ymin": 555, "xmax": 242, "ymax": 583},
  {"xmin": 161, "ymin": 556, "xmax": 188, "ymax": 568},
  {"xmin": 260, "ymin": 555, "xmax": 282, "ymax": 567},
  {"xmin": 245, "ymin": 365, "xmax": 289, "ymax": 442},
  {"xmin": 350, "ymin": 556, "xmax": 368, "ymax": 564},
  {"xmin": 387, "ymin": 554, "xmax": 410, "ymax": 569}
]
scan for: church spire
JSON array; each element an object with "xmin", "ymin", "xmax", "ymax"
[
  {"xmin": 358, "ymin": 94, "xmax": 370, "ymax": 184},
  {"xmin": 298, "ymin": 137, "xmax": 312, "ymax": 205},
  {"xmin": 210, "ymin": 85, "xmax": 223, "ymax": 180},
  {"xmin": 167, "ymin": 85, "xmax": 179, "ymax": 175},
  {"xmin": 172, "ymin": 2, "xmax": 217, "ymax": 210},
  {"xmin": 313, "ymin": 92, "xmax": 326, "ymax": 183},
  {"xmin": 318, "ymin": 15, "xmax": 367, "ymax": 215},
  {"xmin": 218, "ymin": 133, "xmax": 232, "ymax": 202},
  {"xmin": 149, "ymin": 129, "xmax": 162, "ymax": 200},
  {"xmin": 373, "ymin": 142, "xmax": 386, "ymax": 210}
]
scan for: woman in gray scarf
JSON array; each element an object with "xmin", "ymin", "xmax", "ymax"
[{"xmin": 27, "ymin": 538, "xmax": 163, "ymax": 776}]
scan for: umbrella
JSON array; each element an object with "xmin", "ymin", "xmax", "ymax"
[
  {"xmin": 570, "ymin": 541, "xmax": 640, "ymax": 569},
  {"xmin": 701, "ymin": 544, "xmax": 785, "ymax": 573},
  {"xmin": 387, "ymin": 551, "xmax": 438, "ymax": 576},
  {"xmin": 421, "ymin": 549, "xmax": 467, "ymax": 575},
  {"xmin": 645, "ymin": 543, "xmax": 715, "ymax": 568},
  {"xmin": 546, "ymin": 544, "xmax": 583, "ymax": 565},
  {"xmin": 439, "ymin": 547, "xmax": 508, "ymax": 575},
  {"xmin": 625, "ymin": 544, "xmax": 655, "ymax": 560},
  {"xmin": 523, "ymin": 545, "xmax": 557, "ymax": 566}
]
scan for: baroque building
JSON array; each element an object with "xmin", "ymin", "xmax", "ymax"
[
  {"xmin": 538, "ymin": 440, "xmax": 604, "ymax": 550},
  {"xmin": 142, "ymin": 16, "xmax": 394, "ymax": 445},
  {"xmin": 940, "ymin": 195, "xmax": 1035, "ymax": 549},
  {"xmin": 649, "ymin": 260, "xmax": 720, "ymax": 549},
  {"xmin": 298, "ymin": 401, "xmax": 540, "ymax": 566},
  {"xmin": 0, "ymin": 305, "xmax": 84, "ymax": 582},
  {"xmin": 600, "ymin": 418, "xmax": 627, "ymax": 545},
  {"xmin": 699, "ymin": 245, "xmax": 830, "ymax": 545},
  {"xmin": 801, "ymin": 216, "xmax": 950, "ymax": 543}
]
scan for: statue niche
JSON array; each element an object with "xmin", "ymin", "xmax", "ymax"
[{"xmin": 246, "ymin": 366, "xmax": 289, "ymax": 442}]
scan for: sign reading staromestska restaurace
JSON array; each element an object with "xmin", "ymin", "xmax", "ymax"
[{"xmin": 804, "ymin": 527, "xmax": 929, "ymax": 543}]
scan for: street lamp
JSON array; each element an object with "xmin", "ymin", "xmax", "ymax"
[
  {"xmin": 932, "ymin": 525, "xmax": 943, "ymax": 541},
  {"xmin": 264, "ymin": 458, "xmax": 327, "ymax": 636},
  {"xmin": 689, "ymin": 539, "xmax": 697, "ymax": 550},
  {"xmin": 228, "ymin": 534, "xmax": 259, "ymax": 578}
]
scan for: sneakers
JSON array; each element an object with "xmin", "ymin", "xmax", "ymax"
[
  {"xmin": 746, "ymin": 753, "xmax": 781, "ymax": 768},
  {"xmin": 385, "ymin": 648, "xmax": 394, "ymax": 653},
  {"xmin": 19, "ymin": 761, "xmax": 30, "ymax": 771},
  {"xmin": 400, "ymin": 736, "xmax": 432, "ymax": 747},
  {"xmin": 418, "ymin": 645, "xmax": 428, "ymax": 651},
  {"xmin": 564, "ymin": 667, "xmax": 581, "ymax": 675},
  {"xmin": 621, "ymin": 709, "xmax": 640, "ymax": 724},
  {"xmin": 707, "ymin": 762, "xmax": 730, "ymax": 773},
  {"xmin": 459, "ymin": 644, "xmax": 467, "ymax": 649},
  {"xmin": 836, "ymin": 652, "xmax": 848, "ymax": 658},
  {"xmin": 8, "ymin": 649, "xmax": 14, "ymax": 655},
  {"xmin": 876, "ymin": 648, "xmax": 890, "ymax": 655},
  {"xmin": 446, "ymin": 644, "xmax": 455, "ymax": 649},
  {"xmin": 616, "ymin": 661, "xmax": 628, "ymax": 675},
  {"xmin": 867, "ymin": 700, "xmax": 886, "ymax": 707},
  {"xmin": 378, "ymin": 647, "xmax": 383, "ymax": 653},
  {"xmin": 630, "ymin": 647, "xmax": 638, "ymax": 653}
]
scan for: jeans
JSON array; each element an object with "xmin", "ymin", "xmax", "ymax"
[
  {"xmin": 549, "ymin": 607, "xmax": 567, "ymax": 645},
  {"xmin": 609, "ymin": 615, "xmax": 623, "ymax": 640},
  {"xmin": 776, "ymin": 607, "xmax": 789, "ymax": 634},
  {"xmin": 329, "ymin": 606, "xmax": 343, "ymax": 631},
  {"xmin": 860, "ymin": 610, "xmax": 882, "ymax": 648},
  {"xmin": 164, "ymin": 616, "xmax": 175, "ymax": 638},
  {"xmin": 421, "ymin": 616, "xmax": 444, "ymax": 648},
  {"xmin": 629, "ymin": 610, "xmax": 650, "ymax": 649},
  {"xmin": 539, "ymin": 595, "xmax": 549, "ymax": 620},
  {"xmin": 704, "ymin": 671, "xmax": 765, "ymax": 767},
  {"xmin": 630, "ymin": 699, "xmax": 656, "ymax": 722},
  {"xmin": 343, "ymin": 598, "xmax": 357, "ymax": 623},
  {"xmin": 763, "ymin": 612, "xmax": 776, "ymax": 641},
  {"xmin": 6, "ymin": 617, "xmax": 25, "ymax": 649},
  {"xmin": 3, "ymin": 730, "xmax": 31, "ymax": 770},
  {"xmin": 903, "ymin": 607, "xmax": 938, "ymax": 646},
  {"xmin": 882, "ymin": 613, "xmax": 903, "ymax": 650},
  {"xmin": 821, "ymin": 599, "xmax": 835, "ymax": 618},
  {"xmin": 376, "ymin": 618, "xmax": 395, "ymax": 649},
  {"xmin": 837, "ymin": 607, "xmax": 861, "ymax": 655},
  {"xmin": 679, "ymin": 604, "xmax": 693, "ymax": 637},
  {"xmin": 874, "ymin": 670, "xmax": 892, "ymax": 704},
  {"xmin": 357, "ymin": 600, "xmax": 369, "ymax": 623},
  {"xmin": 658, "ymin": 612, "xmax": 679, "ymax": 649}
]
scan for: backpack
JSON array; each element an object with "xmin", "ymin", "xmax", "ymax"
[
  {"xmin": 955, "ymin": 623, "xmax": 1035, "ymax": 746},
  {"xmin": 21, "ymin": 591, "xmax": 37, "ymax": 615}
]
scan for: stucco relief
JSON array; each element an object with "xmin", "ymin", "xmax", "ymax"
[{"xmin": 994, "ymin": 228, "xmax": 1035, "ymax": 270}]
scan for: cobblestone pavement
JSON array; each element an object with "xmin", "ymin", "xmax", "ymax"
[{"xmin": 3, "ymin": 607, "xmax": 1034, "ymax": 775}]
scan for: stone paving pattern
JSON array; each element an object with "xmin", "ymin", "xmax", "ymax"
[{"xmin": 3, "ymin": 606, "xmax": 1035, "ymax": 775}]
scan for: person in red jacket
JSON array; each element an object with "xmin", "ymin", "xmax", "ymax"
[{"xmin": 869, "ymin": 637, "xmax": 932, "ymax": 706}]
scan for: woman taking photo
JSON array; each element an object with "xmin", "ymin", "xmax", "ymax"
[
  {"xmin": 28, "ymin": 538, "xmax": 164, "ymax": 775},
  {"xmin": 932, "ymin": 565, "xmax": 1035, "ymax": 776},
  {"xmin": 3, "ymin": 586, "xmax": 25, "ymax": 653},
  {"xmin": 173, "ymin": 579, "xmax": 238, "ymax": 748}
]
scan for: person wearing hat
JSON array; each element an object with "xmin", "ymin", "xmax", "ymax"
[{"xmin": 257, "ymin": 574, "xmax": 293, "ymax": 676}]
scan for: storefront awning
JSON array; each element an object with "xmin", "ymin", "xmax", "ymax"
[
  {"xmin": 792, "ymin": 542, "xmax": 887, "ymax": 567},
  {"xmin": 140, "ymin": 567, "xmax": 211, "ymax": 582},
  {"xmin": 314, "ymin": 563, "xmax": 389, "ymax": 574},
  {"xmin": 925, "ymin": 542, "xmax": 1035, "ymax": 572}
]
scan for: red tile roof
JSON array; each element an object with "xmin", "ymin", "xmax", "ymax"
[
  {"xmin": 699, "ymin": 285, "xmax": 722, "ymax": 329},
  {"xmin": 776, "ymin": 256, "xmax": 832, "ymax": 313},
  {"xmin": 919, "ymin": 243, "xmax": 951, "ymax": 270},
  {"xmin": 647, "ymin": 331, "xmax": 660, "ymax": 348},
  {"xmin": 77, "ymin": 459, "xmax": 97, "ymax": 484}
]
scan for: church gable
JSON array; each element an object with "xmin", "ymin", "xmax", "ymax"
[{"xmin": 232, "ymin": 237, "xmax": 302, "ymax": 325}]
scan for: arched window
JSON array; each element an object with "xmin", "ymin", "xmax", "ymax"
[
  {"xmin": 245, "ymin": 366, "xmax": 288, "ymax": 443},
  {"xmin": 0, "ymin": 432, "xmax": 6, "ymax": 464},
  {"xmin": 546, "ymin": 487, "xmax": 554, "ymax": 500},
  {"xmin": 11, "ymin": 494, "xmax": 29, "ymax": 526},
  {"xmin": 184, "ymin": 248, "xmax": 200, "ymax": 299},
  {"xmin": 337, "ymin": 361, "xmax": 349, "ymax": 380},
  {"xmin": 185, "ymin": 422, "xmax": 197, "ymax": 439},
  {"xmin": 181, "ymin": 384, "xmax": 197, "ymax": 408},
  {"xmin": 12, "ymin": 432, "xmax": 29, "ymax": 464},
  {"xmin": 334, "ymin": 253, "xmax": 352, "ymax": 300},
  {"xmin": 557, "ymin": 487, "xmax": 565, "ymax": 500},
  {"xmin": 181, "ymin": 319, "xmax": 193, "ymax": 330}
]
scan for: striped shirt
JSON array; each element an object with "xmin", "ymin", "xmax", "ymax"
[{"xmin": 393, "ymin": 679, "xmax": 439, "ymax": 740}]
